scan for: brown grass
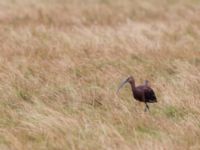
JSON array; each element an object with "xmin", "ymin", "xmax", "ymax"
[{"xmin": 0, "ymin": 0, "xmax": 200, "ymax": 149}]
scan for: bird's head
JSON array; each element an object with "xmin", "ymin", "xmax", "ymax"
[
  {"xmin": 116, "ymin": 76, "xmax": 134, "ymax": 94},
  {"xmin": 127, "ymin": 76, "xmax": 134, "ymax": 83}
]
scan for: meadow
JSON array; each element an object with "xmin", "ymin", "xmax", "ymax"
[{"xmin": 0, "ymin": 0, "xmax": 200, "ymax": 149}]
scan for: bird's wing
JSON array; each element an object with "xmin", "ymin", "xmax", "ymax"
[{"xmin": 144, "ymin": 87, "xmax": 157, "ymax": 101}]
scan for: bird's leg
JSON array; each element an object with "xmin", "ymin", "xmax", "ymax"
[{"xmin": 144, "ymin": 103, "xmax": 150, "ymax": 112}]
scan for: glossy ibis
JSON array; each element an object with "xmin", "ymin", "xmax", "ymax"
[{"xmin": 116, "ymin": 76, "xmax": 157, "ymax": 112}]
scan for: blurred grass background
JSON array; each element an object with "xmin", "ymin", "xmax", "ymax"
[{"xmin": 0, "ymin": 0, "xmax": 200, "ymax": 149}]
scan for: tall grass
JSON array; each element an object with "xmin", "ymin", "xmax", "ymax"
[{"xmin": 0, "ymin": 0, "xmax": 200, "ymax": 149}]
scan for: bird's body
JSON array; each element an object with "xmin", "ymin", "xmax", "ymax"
[
  {"xmin": 117, "ymin": 76, "xmax": 157, "ymax": 111},
  {"xmin": 133, "ymin": 85, "xmax": 157, "ymax": 103}
]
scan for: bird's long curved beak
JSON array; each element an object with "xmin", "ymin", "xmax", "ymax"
[{"xmin": 116, "ymin": 78, "xmax": 129, "ymax": 94}]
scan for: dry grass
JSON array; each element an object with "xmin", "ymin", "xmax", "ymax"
[{"xmin": 0, "ymin": 0, "xmax": 200, "ymax": 149}]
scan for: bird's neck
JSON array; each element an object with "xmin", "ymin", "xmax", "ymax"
[{"xmin": 129, "ymin": 80, "xmax": 136, "ymax": 91}]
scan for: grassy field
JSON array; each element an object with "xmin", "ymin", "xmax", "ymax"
[{"xmin": 0, "ymin": 0, "xmax": 200, "ymax": 149}]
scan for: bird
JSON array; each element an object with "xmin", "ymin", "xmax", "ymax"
[{"xmin": 116, "ymin": 76, "xmax": 157, "ymax": 112}]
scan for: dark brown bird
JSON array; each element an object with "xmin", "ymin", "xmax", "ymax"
[{"xmin": 116, "ymin": 76, "xmax": 157, "ymax": 111}]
